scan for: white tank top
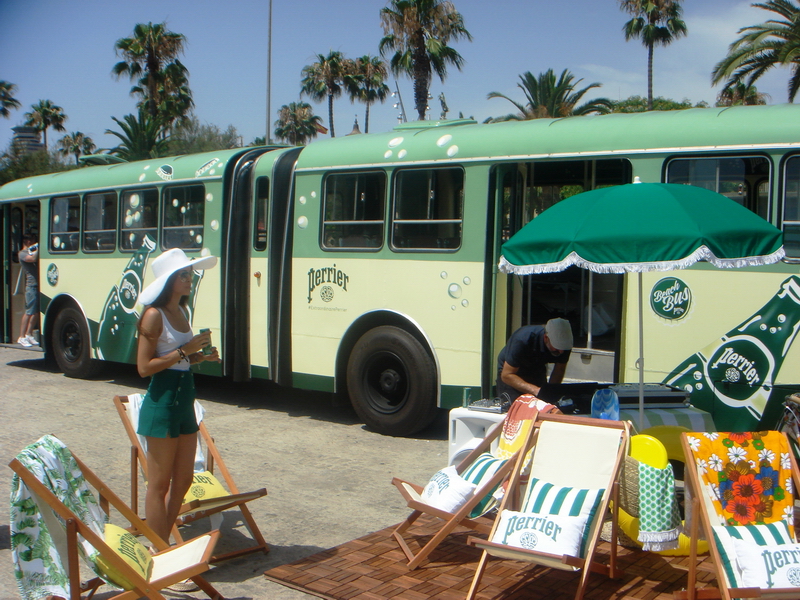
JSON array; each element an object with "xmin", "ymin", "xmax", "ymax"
[{"xmin": 154, "ymin": 308, "xmax": 193, "ymax": 371}]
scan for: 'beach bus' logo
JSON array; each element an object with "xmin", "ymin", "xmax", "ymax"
[
  {"xmin": 307, "ymin": 264, "xmax": 349, "ymax": 303},
  {"xmin": 650, "ymin": 277, "xmax": 691, "ymax": 320},
  {"xmin": 46, "ymin": 263, "xmax": 59, "ymax": 287}
]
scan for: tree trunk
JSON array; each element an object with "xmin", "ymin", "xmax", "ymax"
[
  {"xmin": 413, "ymin": 74, "xmax": 429, "ymax": 120},
  {"xmin": 328, "ymin": 93, "xmax": 335, "ymax": 137},
  {"xmin": 412, "ymin": 40, "xmax": 430, "ymax": 120},
  {"xmin": 647, "ymin": 43, "xmax": 654, "ymax": 111},
  {"xmin": 365, "ymin": 102, "xmax": 370, "ymax": 134}
]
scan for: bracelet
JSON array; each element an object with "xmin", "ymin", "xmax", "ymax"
[{"xmin": 176, "ymin": 346, "xmax": 187, "ymax": 362}]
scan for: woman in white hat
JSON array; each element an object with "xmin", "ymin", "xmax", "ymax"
[{"xmin": 136, "ymin": 248, "xmax": 219, "ymax": 546}]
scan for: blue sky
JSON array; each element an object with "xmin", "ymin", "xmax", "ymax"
[{"xmin": 0, "ymin": 0, "xmax": 794, "ymax": 153}]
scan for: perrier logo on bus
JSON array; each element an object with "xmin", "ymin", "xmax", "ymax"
[
  {"xmin": 650, "ymin": 277, "xmax": 691, "ymax": 320},
  {"xmin": 707, "ymin": 336, "xmax": 772, "ymax": 398},
  {"xmin": 119, "ymin": 270, "xmax": 142, "ymax": 312}
]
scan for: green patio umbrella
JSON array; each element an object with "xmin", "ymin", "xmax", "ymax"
[{"xmin": 498, "ymin": 181, "xmax": 785, "ymax": 428}]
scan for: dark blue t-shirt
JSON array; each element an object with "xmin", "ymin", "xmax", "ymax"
[{"xmin": 496, "ymin": 325, "xmax": 571, "ymax": 396}]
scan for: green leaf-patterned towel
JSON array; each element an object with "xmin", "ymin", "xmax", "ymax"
[
  {"xmin": 637, "ymin": 461, "xmax": 682, "ymax": 551},
  {"xmin": 10, "ymin": 435, "xmax": 109, "ymax": 600}
]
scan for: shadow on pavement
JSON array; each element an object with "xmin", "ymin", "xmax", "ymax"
[{"xmin": 6, "ymin": 354, "xmax": 448, "ymax": 440}]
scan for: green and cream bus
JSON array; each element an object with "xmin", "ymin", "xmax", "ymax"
[{"xmin": 3, "ymin": 105, "xmax": 800, "ymax": 435}]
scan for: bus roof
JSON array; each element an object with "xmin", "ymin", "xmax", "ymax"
[
  {"xmin": 0, "ymin": 147, "xmax": 261, "ymax": 203},
  {"xmin": 294, "ymin": 104, "xmax": 800, "ymax": 171}
]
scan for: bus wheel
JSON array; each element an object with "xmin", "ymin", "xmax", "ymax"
[
  {"xmin": 347, "ymin": 326, "xmax": 438, "ymax": 436},
  {"xmin": 51, "ymin": 306, "xmax": 99, "ymax": 378}
]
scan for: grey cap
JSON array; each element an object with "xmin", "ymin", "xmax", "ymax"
[{"xmin": 545, "ymin": 318, "xmax": 573, "ymax": 351}]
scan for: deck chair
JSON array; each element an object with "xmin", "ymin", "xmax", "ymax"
[
  {"xmin": 677, "ymin": 430, "xmax": 800, "ymax": 600},
  {"xmin": 466, "ymin": 413, "xmax": 629, "ymax": 600},
  {"xmin": 391, "ymin": 395, "xmax": 550, "ymax": 569},
  {"xmin": 113, "ymin": 393, "xmax": 268, "ymax": 562},
  {"xmin": 9, "ymin": 434, "xmax": 221, "ymax": 600}
]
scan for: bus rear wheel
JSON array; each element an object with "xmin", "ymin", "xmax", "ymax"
[
  {"xmin": 51, "ymin": 306, "xmax": 99, "ymax": 378},
  {"xmin": 346, "ymin": 326, "xmax": 438, "ymax": 437}
]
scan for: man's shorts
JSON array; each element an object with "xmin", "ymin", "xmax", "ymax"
[
  {"xmin": 136, "ymin": 370, "xmax": 199, "ymax": 438},
  {"xmin": 24, "ymin": 285, "xmax": 38, "ymax": 316}
]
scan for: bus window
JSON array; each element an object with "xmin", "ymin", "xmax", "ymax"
[
  {"xmin": 666, "ymin": 156, "xmax": 771, "ymax": 219},
  {"xmin": 391, "ymin": 167, "xmax": 463, "ymax": 251},
  {"xmin": 783, "ymin": 156, "xmax": 800, "ymax": 258},
  {"xmin": 162, "ymin": 184, "xmax": 204, "ymax": 250},
  {"xmin": 322, "ymin": 171, "xmax": 385, "ymax": 250},
  {"xmin": 254, "ymin": 177, "xmax": 269, "ymax": 251},
  {"xmin": 83, "ymin": 191, "xmax": 117, "ymax": 253},
  {"xmin": 120, "ymin": 189, "xmax": 158, "ymax": 251},
  {"xmin": 49, "ymin": 195, "xmax": 80, "ymax": 253}
]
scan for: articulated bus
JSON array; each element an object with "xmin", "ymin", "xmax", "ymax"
[{"xmin": 3, "ymin": 105, "xmax": 800, "ymax": 436}]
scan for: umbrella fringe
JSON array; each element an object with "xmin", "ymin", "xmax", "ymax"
[{"xmin": 498, "ymin": 246, "xmax": 786, "ymax": 275}]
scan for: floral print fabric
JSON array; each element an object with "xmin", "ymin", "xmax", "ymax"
[{"xmin": 685, "ymin": 431, "xmax": 795, "ymax": 535}]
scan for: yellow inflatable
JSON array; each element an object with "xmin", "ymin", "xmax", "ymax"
[{"xmin": 617, "ymin": 434, "xmax": 708, "ymax": 556}]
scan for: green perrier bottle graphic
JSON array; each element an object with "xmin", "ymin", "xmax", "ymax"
[
  {"xmin": 663, "ymin": 275, "xmax": 800, "ymax": 428},
  {"xmin": 96, "ymin": 235, "xmax": 156, "ymax": 362}
]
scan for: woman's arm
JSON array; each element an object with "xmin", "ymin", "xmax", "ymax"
[{"xmin": 137, "ymin": 309, "xmax": 217, "ymax": 377}]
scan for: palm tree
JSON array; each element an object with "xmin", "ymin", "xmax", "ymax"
[
  {"xmin": 716, "ymin": 82, "xmax": 770, "ymax": 106},
  {"xmin": 379, "ymin": 0, "xmax": 473, "ymax": 120},
  {"xmin": 487, "ymin": 70, "xmax": 613, "ymax": 121},
  {"xmin": 619, "ymin": 0, "xmax": 687, "ymax": 110},
  {"xmin": 301, "ymin": 51, "xmax": 347, "ymax": 137},
  {"xmin": 24, "ymin": 99, "xmax": 67, "ymax": 149},
  {"xmin": 344, "ymin": 55, "xmax": 390, "ymax": 134},
  {"xmin": 112, "ymin": 22, "xmax": 191, "ymax": 121},
  {"xmin": 57, "ymin": 132, "xmax": 96, "ymax": 164},
  {"xmin": 106, "ymin": 110, "xmax": 170, "ymax": 161},
  {"xmin": 274, "ymin": 102, "xmax": 323, "ymax": 146},
  {"xmin": 135, "ymin": 63, "xmax": 194, "ymax": 134},
  {"xmin": 0, "ymin": 81, "xmax": 22, "ymax": 118},
  {"xmin": 712, "ymin": 0, "xmax": 800, "ymax": 102}
]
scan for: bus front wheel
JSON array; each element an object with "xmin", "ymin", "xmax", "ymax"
[
  {"xmin": 346, "ymin": 326, "xmax": 438, "ymax": 436},
  {"xmin": 51, "ymin": 306, "xmax": 99, "ymax": 378}
]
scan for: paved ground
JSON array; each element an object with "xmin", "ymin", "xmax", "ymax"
[{"xmin": 0, "ymin": 346, "xmax": 449, "ymax": 600}]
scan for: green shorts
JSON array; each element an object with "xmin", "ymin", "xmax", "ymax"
[{"xmin": 136, "ymin": 370, "xmax": 199, "ymax": 439}]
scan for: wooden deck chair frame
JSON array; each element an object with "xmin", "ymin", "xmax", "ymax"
[
  {"xmin": 391, "ymin": 416, "xmax": 530, "ymax": 570},
  {"xmin": 9, "ymin": 449, "xmax": 221, "ymax": 600},
  {"xmin": 466, "ymin": 413, "xmax": 629, "ymax": 600},
  {"xmin": 113, "ymin": 394, "xmax": 268, "ymax": 563},
  {"xmin": 676, "ymin": 431, "xmax": 800, "ymax": 600}
]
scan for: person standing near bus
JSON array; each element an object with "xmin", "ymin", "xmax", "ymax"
[
  {"xmin": 135, "ymin": 248, "xmax": 218, "ymax": 546},
  {"xmin": 17, "ymin": 235, "xmax": 39, "ymax": 347},
  {"xmin": 496, "ymin": 318, "xmax": 573, "ymax": 401}
]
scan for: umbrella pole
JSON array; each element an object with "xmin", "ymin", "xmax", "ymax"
[{"xmin": 638, "ymin": 272, "xmax": 645, "ymax": 431}]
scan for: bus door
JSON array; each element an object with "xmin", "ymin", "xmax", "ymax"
[
  {"xmin": 248, "ymin": 147, "xmax": 301, "ymax": 383},
  {"xmin": 496, "ymin": 159, "xmax": 630, "ymax": 385},
  {"xmin": 3, "ymin": 201, "xmax": 39, "ymax": 344}
]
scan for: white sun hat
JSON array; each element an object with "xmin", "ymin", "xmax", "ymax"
[
  {"xmin": 545, "ymin": 317, "xmax": 573, "ymax": 351},
  {"xmin": 139, "ymin": 248, "xmax": 217, "ymax": 306}
]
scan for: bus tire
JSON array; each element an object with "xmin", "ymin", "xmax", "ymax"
[
  {"xmin": 347, "ymin": 326, "xmax": 438, "ymax": 437},
  {"xmin": 51, "ymin": 306, "xmax": 99, "ymax": 379}
]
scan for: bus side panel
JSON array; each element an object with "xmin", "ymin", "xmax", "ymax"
[
  {"xmin": 292, "ymin": 256, "xmax": 485, "ymax": 398},
  {"xmin": 624, "ymin": 265, "xmax": 800, "ymax": 429}
]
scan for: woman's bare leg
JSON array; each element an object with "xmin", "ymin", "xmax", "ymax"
[
  {"xmin": 144, "ymin": 435, "xmax": 180, "ymax": 543},
  {"xmin": 165, "ymin": 433, "xmax": 197, "ymax": 531}
]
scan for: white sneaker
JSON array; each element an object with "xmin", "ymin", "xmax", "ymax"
[
  {"xmin": 25, "ymin": 335, "xmax": 38, "ymax": 346},
  {"xmin": 17, "ymin": 337, "xmax": 31, "ymax": 347}
]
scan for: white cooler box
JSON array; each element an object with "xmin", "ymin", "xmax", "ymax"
[{"xmin": 448, "ymin": 407, "xmax": 505, "ymax": 466}]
